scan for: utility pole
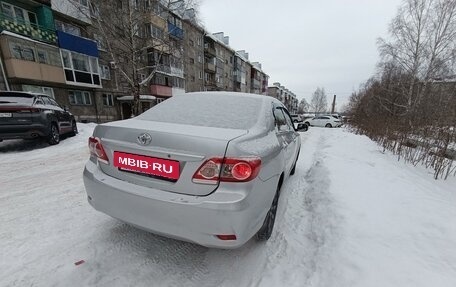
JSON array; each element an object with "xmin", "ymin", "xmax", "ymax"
[{"xmin": 331, "ymin": 94, "xmax": 336, "ymax": 113}]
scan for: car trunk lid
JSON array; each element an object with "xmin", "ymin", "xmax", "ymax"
[
  {"xmin": 94, "ymin": 119, "xmax": 248, "ymax": 196},
  {"xmin": 0, "ymin": 104, "xmax": 36, "ymax": 125}
]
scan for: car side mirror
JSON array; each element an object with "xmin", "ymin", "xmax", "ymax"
[
  {"xmin": 296, "ymin": 123, "xmax": 308, "ymax": 132},
  {"xmin": 63, "ymin": 105, "xmax": 68, "ymax": 112}
]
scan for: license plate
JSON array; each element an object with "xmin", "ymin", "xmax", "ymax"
[
  {"xmin": 0, "ymin": 113, "xmax": 12, "ymax": 117},
  {"xmin": 113, "ymin": 151, "xmax": 180, "ymax": 180}
]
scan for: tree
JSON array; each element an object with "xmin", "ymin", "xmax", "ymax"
[
  {"xmin": 347, "ymin": 0, "xmax": 456, "ymax": 179},
  {"xmin": 71, "ymin": 0, "xmax": 199, "ymax": 116},
  {"xmin": 297, "ymin": 98, "xmax": 309, "ymax": 114},
  {"xmin": 377, "ymin": 0, "xmax": 456, "ymax": 117},
  {"xmin": 310, "ymin": 87, "xmax": 328, "ymax": 113}
]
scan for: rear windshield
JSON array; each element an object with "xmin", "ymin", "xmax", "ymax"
[
  {"xmin": 0, "ymin": 93, "xmax": 34, "ymax": 105},
  {"xmin": 139, "ymin": 94, "xmax": 262, "ymax": 129}
]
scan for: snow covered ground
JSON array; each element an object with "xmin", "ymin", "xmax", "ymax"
[{"xmin": 1, "ymin": 124, "xmax": 455, "ymax": 287}]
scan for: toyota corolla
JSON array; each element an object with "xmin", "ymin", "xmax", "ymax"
[{"xmin": 83, "ymin": 92, "xmax": 303, "ymax": 248}]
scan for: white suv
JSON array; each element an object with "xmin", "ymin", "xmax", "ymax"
[{"xmin": 304, "ymin": 115, "xmax": 342, "ymax": 128}]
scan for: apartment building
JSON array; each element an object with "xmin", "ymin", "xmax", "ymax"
[
  {"xmin": 0, "ymin": 0, "xmax": 272, "ymax": 123},
  {"xmin": 182, "ymin": 9, "xmax": 204, "ymax": 92},
  {"xmin": 251, "ymin": 62, "xmax": 269, "ymax": 95},
  {"xmin": 268, "ymin": 82, "xmax": 299, "ymax": 113},
  {"xmin": 211, "ymin": 32, "xmax": 234, "ymax": 91}
]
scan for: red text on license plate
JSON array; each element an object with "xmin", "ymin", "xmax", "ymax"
[{"xmin": 113, "ymin": 151, "xmax": 180, "ymax": 180}]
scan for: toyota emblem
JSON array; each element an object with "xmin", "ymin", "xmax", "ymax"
[{"xmin": 137, "ymin": 133, "xmax": 152, "ymax": 146}]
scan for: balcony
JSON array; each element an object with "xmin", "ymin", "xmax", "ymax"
[
  {"xmin": 0, "ymin": 13, "xmax": 57, "ymax": 44},
  {"xmin": 205, "ymin": 78, "xmax": 216, "ymax": 87},
  {"xmin": 168, "ymin": 22, "xmax": 183, "ymax": 39},
  {"xmin": 57, "ymin": 30, "xmax": 98, "ymax": 57},
  {"xmin": 204, "ymin": 45, "xmax": 216, "ymax": 57},
  {"xmin": 152, "ymin": 64, "xmax": 171, "ymax": 75},
  {"xmin": 204, "ymin": 62, "xmax": 216, "ymax": 73},
  {"xmin": 151, "ymin": 84, "xmax": 172, "ymax": 97},
  {"xmin": 35, "ymin": 0, "xmax": 51, "ymax": 6}
]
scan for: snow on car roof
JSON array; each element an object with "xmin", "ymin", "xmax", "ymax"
[{"xmin": 139, "ymin": 92, "xmax": 269, "ymax": 130}]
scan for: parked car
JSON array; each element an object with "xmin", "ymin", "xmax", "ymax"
[
  {"xmin": 290, "ymin": 114, "xmax": 302, "ymax": 123},
  {"xmin": 0, "ymin": 91, "xmax": 77, "ymax": 145},
  {"xmin": 304, "ymin": 115, "xmax": 342, "ymax": 128},
  {"xmin": 83, "ymin": 92, "xmax": 305, "ymax": 248}
]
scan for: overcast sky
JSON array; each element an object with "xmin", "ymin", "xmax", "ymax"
[{"xmin": 199, "ymin": 0, "xmax": 403, "ymax": 110}]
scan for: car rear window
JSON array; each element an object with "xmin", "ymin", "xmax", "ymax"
[
  {"xmin": 139, "ymin": 93, "xmax": 262, "ymax": 129},
  {"xmin": 0, "ymin": 93, "xmax": 34, "ymax": 105}
]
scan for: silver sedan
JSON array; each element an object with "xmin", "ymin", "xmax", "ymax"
[{"xmin": 83, "ymin": 92, "xmax": 303, "ymax": 248}]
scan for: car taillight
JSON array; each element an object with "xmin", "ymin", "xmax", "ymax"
[
  {"xmin": 17, "ymin": 108, "xmax": 41, "ymax": 113},
  {"xmin": 192, "ymin": 157, "xmax": 261, "ymax": 184},
  {"xmin": 88, "ymin": 137, "xmax": 109, "ymax": 164}
]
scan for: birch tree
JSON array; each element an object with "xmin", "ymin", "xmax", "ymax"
[
  {"xmin": 310, "ymin": 87, "xmax": 328, "ymax": 113},
  {"xmin": 377, "ymin": 0, "xmax": 456, "ymax": 118},
  {"xmin": 297, "ymin": 98, "xmax": 309, "ymax": 114}
]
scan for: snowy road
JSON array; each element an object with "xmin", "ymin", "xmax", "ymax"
[{"xmin": 1, "ymin": 124, "xmax": 456, "ymax": 287}]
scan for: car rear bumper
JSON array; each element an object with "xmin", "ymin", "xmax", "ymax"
[
  {"xmin": 0, "ymin": 123, "xmax": 48, "ymax": 140},
  {"xmin": 83, "ymin": 159, "xmax": 278, "ymax": 248}
]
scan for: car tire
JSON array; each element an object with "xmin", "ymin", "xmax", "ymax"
[
  {"xmin": 47, "ymin": 123, "xmax": 60, "ymax": 145},
  {"xmin": 256, "ymin": 185, "xmax": 280, "ymax": 241},
  {"xmin": 325, "ymin": 123, "xmax": 332, "ymax": 128},
  {"xmin": 304, "ymin": 122, "xmax": 310, "ymax": 127},
  {"xmin": 69, "ymin": 121, "xmax": 78, "ymax": 137}
]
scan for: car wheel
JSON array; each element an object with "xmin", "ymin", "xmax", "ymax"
[
  {"xmin": 69, "ymin": 121, "xmax": 78, "ymax": 137},
  {"xmin": 256, "ymin": 186, "xmax": 280, "ymax": 241},
  {"xmin": 47, "ymin": 123, "xmax": 60, "ymax": 145},
  {"xmin": 304, "ymin": 122, "xmax": 310, "ymax": 127},
  {"xmin": 325, "ymin": 123, "xmax": 332, "ymax": 128}
]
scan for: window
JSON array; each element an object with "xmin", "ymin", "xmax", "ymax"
[
  {"xmin": 116, "ymin": 0, "xmax": 122, "ymax": 9},
  {"xmin": 61, "ymin": 50, "xmax": 72, "ymax": 68},
  {"xmin": 150, "ymin": 24, "xmax": 164, "ymax": 39},
  {"xmin": 37, "ymin": 50, "xmax": 47, "ymax": 64},
  {"xmin": 55, "ymin": 20, "xmax": 81, "ymax": 36},
  {"xmin": 273, "ymin": 107, "xmax": 290, "ymax": 132},
  {"xmin": 61, "ymin": 49, "xmax": 101, "ymax": 87},
  {"xmin": 102, "ymin": 94, "xmax": 114, "ymax": 106},
  {"xmin": 49, "ymin": 98, "xmax": 61, "ymax": 108},
  {"xmin": 10, "ymin": 41, "xmax": 31, "ymax": 61},
  {"xmin": 69, "ymin": 90, "xmax": 91, "ymax": 105},
  {"xmin": 168, "ymin": 15, "xmax": 182, "ymax": 29},
  {"xmin": 189, "ymin": 39, "xmax": 194, "ymax": 46},
  {"xmin": 198, "ymin": 54, "xmax": 202, "ymax": 63},
  {"xmin": 198, "ymin": 71, "xmax": 203, "ymax": 79},
  {"xmin": 90, "ymin": 3, "xmax": 100, "ymax": 18},
  {"xmin": 100, "ymin": 65, "xmax": 110, "ymax": 80},
  {"xmin": 22, "ymin": 85, "xmax": 54, "ymax": 98},
  {"xmin": 197, "ymin": 36, "xmax": 202, "ymax": 46},
  {"xmin": 9, "ymin": 39, "xmax": 62, "ymax": 66},
  {"xmin": 72, "ymin": 53, "xmax": 89, "ymax": 72},
  {"xmin": 1, "ymin": 3, "xmax": 37, "ymax": 26},
  {"xmin": 133, "ymin": 0, "xmax": 140, "ymax": 10},
  {"xmin": 93, "ymin": 34, "xmax": 105, "ymax": 50},
  {"xmin": 144, "ymin": 0, "xmax": 150, "ymax": 10},
  {"xmin": 189, "ymin": 58, "xmax": 194, "ymax": 64}
]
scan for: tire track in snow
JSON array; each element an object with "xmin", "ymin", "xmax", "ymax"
[
  {"xmin": 300, "ymin": 130, "xmax": 342, "ymax": 287},
  {"xmin": 254, "ymin": 129, "xmax": 342, "ymax": 287}
]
